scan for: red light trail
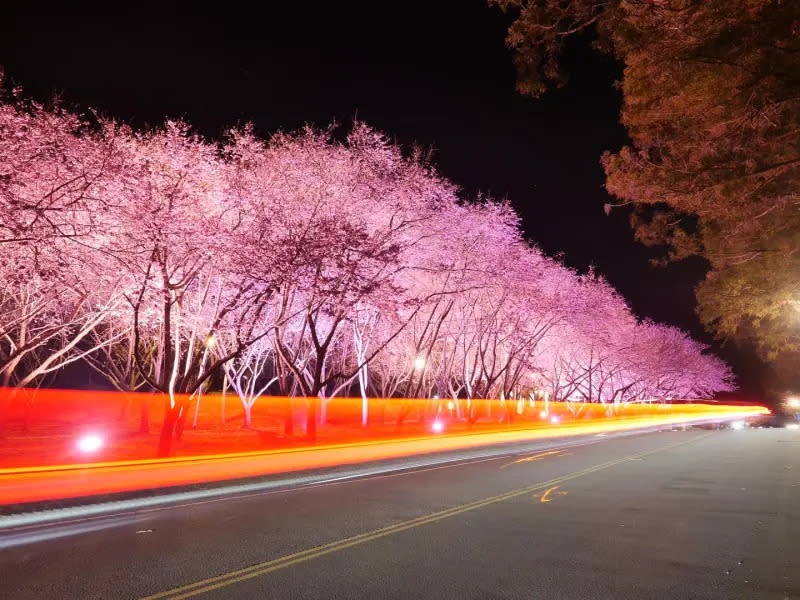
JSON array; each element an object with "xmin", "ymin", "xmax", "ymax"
[{"xmin": 0, "ymin": 388, "xmax": 767, "ymax": 505}]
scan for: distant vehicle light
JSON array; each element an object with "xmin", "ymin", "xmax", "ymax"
[
  {"xmin": 787, "ymin": 397, "xmax": 800, "ymax": 409},
  {"xmin": 549, "ymin": 415, "xmax": 560, "ymax": 425},
  {"xmin": 447, "ymin": 400, "xmax": 455, "ymax": 411},
  {"xmin": 539, "ymin": 411, "xmax": 548, "ymax": 419},
  {"xmin": 730, "ymin": 420, "xmax": 745, "ymax": 430},
  {"xmin": 77, "ymin": 433, "xmax": 103, "ymax": 453},
  {"xmin": 786, "ymin": 423, "xmax": 799, "ymax": 431},
  {"xmin": 431, "ymin": 420, "xmax": 444, "ymax": 433}
]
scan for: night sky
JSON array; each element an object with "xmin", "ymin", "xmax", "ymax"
[{"xmin": 0, "ymin": 2, "xmax": 766, "ymax": 394}]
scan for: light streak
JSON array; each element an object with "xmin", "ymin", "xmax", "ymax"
[{"xmin": 0, "ymin": 387, "xmax": 768, "ymax": 505}]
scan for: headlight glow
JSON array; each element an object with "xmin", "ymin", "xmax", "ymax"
[{"xmin": 77, "ymin": 434, "xmax": 103, "ymax": 453}]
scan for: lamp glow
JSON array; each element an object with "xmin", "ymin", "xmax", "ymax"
[{"xmin": 431, "ymin": 420, "xmax": 444, "ymax": 433}]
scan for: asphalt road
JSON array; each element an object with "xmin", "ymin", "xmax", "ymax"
[{"xmin": 1, "ymin": 428, "xmax": 798, "ymax": 599}]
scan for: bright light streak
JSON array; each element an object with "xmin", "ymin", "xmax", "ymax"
[
  {"xmin": 77, "ymin": 434, "xmax": 103, "ymax": 453},
  {"xmin": 413, "ymin": 356, "xmax": 426, "ymax": 371},
  {"xmin": 0, "ymin": 387, "xmax": 771, "ymax": 505},
  {"xmin": 730, "ymin": 420, "xmax": 745, "ymax": 430},
  {"xmin": 549, "ymin": 415, "xmax": 560, "ymax": 425},
  {"xmin": 0, "ymin": 399, "xmax": 770, "ymax": 505},
  {"xmin": 786, "ymin": 423, "xmax": 799, "ymax": 430}
]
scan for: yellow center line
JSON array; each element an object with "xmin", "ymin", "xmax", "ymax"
[
  {"xmin": 499, "ymin": 449, "xmax": 564, "ymax": 469},
  {"xmin": 139, "ymin": 432, "xmax": 714, "ymax": 600}
]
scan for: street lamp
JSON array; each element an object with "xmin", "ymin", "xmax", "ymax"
[{"xmin": 413, "ymin": 356, "xmax": 426, "ymax": 371}]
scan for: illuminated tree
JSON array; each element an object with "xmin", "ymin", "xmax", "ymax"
[
  {"xmin": 221, "ymin": 338, "xmax": 277, "ymax": 429},
  {"xmin": 226, "ymin": 124, "xmax": 463, "ymax": 438},
  {"xmin": 0, "ymin": 74, "xmax": 736, "ymax": 445},
  {"xmin": 0, "ymin": 80, "xmax": 127, "ymax": 391},
  {"xmin": 86, "ymin": 122, "xmax": 285, "ymax": 454}
]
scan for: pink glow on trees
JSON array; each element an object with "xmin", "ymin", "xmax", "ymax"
[
  {"xmin": 0, "ymin": 77, "xmax": 129, "ymax": 393},
  {"xmin": 102, "ymin": 122, "xmax": 290, "ymax": 454},
  {"xmin": 0, "ymin": 80, "xmax": 736, "ymax": 449},
  {"xmin": 224, "ymin": 124, "xmax": 463, "ymax": 439},
  {"xmin": 222, "ymin": 338, "xmax": 278, "ymax": 429}
]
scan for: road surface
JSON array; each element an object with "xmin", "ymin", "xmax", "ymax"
[{"xmin": 1, "ymin": 427, "xmax": 798, "ymax": 599}]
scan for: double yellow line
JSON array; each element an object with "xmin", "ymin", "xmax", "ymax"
[{"xmin": 141, "ymin": 433, "xmax": 712, "ymax": 600}]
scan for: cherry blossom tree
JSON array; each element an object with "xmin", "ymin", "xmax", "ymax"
[
  {"xmin": 227, "ymin": 124, "xmax": 462, "ymax": 438},
  {"xmin": 0, "ymin": 76, "xmax": 737, "ymax": 446},
  {"xmin": 0, "ymin": 79, "xmax": 128, "ymax": 397}
]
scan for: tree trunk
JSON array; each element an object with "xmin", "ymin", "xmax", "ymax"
[
  {"xmin": 319, "ymin": 395, "xmax": 327, "ymax": 426},
  {"xmin": 139, "ymin": 395, "xmax": 150, "ymax": 434},
  {"xmin": 175, "ymin": 403, "xmax": 188, "ymax": 441},
  {"xmin": 158, "ymin": 403, "xmax": 181, "ymax": 457},
  {"xmin": 284, "ymin": 396, "xmax": 294, "ymax": 436},
  {"xmin": 0, "ymin": 386, "xmax": 20, "ymax": 436},
  {"xmin": 118, "ymin": 395, "xmax": 130, "ymax": 422},
  {"xmin": 221, "ymin": 373, "xmax": 227, "ymax": 425},
  {"xmin": 361, "ymin": 394, "xmax": 368, "ymax": 427},
  {"xmin": 396, "ymin": 401, "xmax": 411, "ymax": 427},
  {"xmin": 192, "ymin": 388, "xmax": 202, "ymax": 429},
  {"xmin": 306, "ymin": 396, "xmax": 317, "ymax": 440}
]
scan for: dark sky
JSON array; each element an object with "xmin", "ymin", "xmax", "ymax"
[{"xmin": 0, "ymin": 2, "xmax": 766, "ymax": 393}]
